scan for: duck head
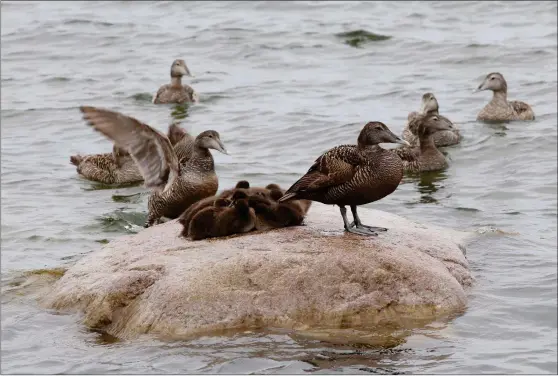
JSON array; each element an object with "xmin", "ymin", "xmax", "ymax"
[
  {"xmin": 415, "ymin": 114, "xmax": 453, "ymax": 137},
  {"xmin": 474, "ymin": 72, "xmax": 507, "ymax": 93},
  {"xmin": 170, "ymin": 59, "xmax": 192, "ymax": 78},
  {"xmin": 358, "ymin": 121, "xmax": 410, "ymax": 147},
  {"xmin": 195, "ymin": 130, "xmax": 228, "ymax": 154},
  {"xmin": 419, "ymin": 92, "xmax": 440, "ymax": 114}
]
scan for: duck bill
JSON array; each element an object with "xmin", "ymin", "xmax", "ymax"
[
  {"xmin": 211, "ymin": 139, "xmax": 228, "ymax": 155},
  {"xmin": 473, "ymin": 83, "xmax": 485, "ymax": 94},
  {"xmin": 395, "ymin": 138, "xmax": 411, "ymax": 146}
]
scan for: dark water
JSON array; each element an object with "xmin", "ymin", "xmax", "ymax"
[{"xmin": 1, "ymin": 1, "xmax": 556, "ymax": 374}]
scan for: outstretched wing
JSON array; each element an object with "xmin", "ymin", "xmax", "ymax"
[
  {"xmin": 281, "ymin": 145, "xmax": 360, "ymax": 199},
  {"xmin": 80, "ymin": 106, "xmax": 179, "ymax": 192}
]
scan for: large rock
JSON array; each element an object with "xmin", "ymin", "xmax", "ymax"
[{"xmin": 42, "ymin": 203, "xmax": 474, "ymax": 340}]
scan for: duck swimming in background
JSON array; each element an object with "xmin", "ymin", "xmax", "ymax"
[
  {"xmin": 79, "ymin": 106, "xmax": 227, "ymax": 227},
  {"xmin": 395, "ymin": 113, "xmax": 454, "ymax": 173},
  {"xmin": 70, "ymin": 122, "xmax": 192, "ymax": 185},
  {"xmin": 475, "ymin": 72, "xmax": 535, "ymax": 122},
  {"xmin": 152, "ymin": 59, "xmax": 198, "ymax": 104},
  {"xmin": 70, "ymin": 144, "xmax": 143, "ymax": 185},
  {"xmin": 279, "ymin": 121, "xmax": 409, "ymax": 236},
  {"xmin": 402, "ymin": 92, "xmax": 460, "ymax": 147}
]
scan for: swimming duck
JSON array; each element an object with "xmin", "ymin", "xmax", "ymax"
[
  {"xmin": 70, "ymin": 144, "xmax": 143, "ymax": 185},
  {"xmin": 187, "ymin": 190, "xmax": 257, "ymax": 240},
  {"xmin": 79, "ymin": 106, "xmax": 228, "ymax": 227},
  {"xmin": 395, "ymin": 113, "xmax": 454, "ymax": 173},
  {"xmin": 475, "ymin": 72, "xmax": 535, "ymax": 122},
  {"xmin": 278, "ymin": 121, "xmax": 409, "ymax": 236},
  {"xmin": 402, "ymin": 92, "xmax": 460, "ymax": 147},
  {"xmin": 152, "ymin": 59, "xmax": 198, "ymax": 104}
]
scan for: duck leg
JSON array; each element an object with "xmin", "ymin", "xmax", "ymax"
[
  {"xmin": 349, "ymin": 205, "xmax": 388, "ymax": 232},
  {"xmin": 339, "ymin": 206, "xmax": 377, "ymax": 236}
]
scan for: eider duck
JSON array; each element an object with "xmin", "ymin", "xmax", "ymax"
[
  {"xmin": 79, "ymin": 106, "xmax": 228, "ymax": 227},
  {"xmin": 402, "ymin": 92, "xmax": 460, "ymax": 147},
  {"xmin": 475, "ymin": 72, "xmax": 535, "ymax": 122},
  {"xmin": 187, "ymin": 190, "xmax": 257, "ymax": 240},
  {"xmin": 278, "ymin": 121, "xmax": 409, "ymax": 236},
  {"xmin": 394, "ymin": 113, "xmax": 453, "ymax": 173},
  {"xmin": 152, "ymin": 59, "xmax": 198, "ymax": 104},
  {"xmin": 70, "ymin": 144, "xmax": 143, "ymax": 185}
]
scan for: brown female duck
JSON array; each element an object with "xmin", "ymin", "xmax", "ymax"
[
  {"xmin": 475, "ymin": 72, "xmax": 535, "ymax": 122},
  {"xmin": 79, "ymin": 106, "xmax": 227, "ymax": 227},
  {"xmin": 279, "ymin": 121, "xmax": 409, "ymax": 236},
  {"xmin": 395, "ymin": 113, "xmax": 453, "ymax": 173},
  {"xmin": 153, "ymin": 59, "xmax": 198, "ymax": 104},
  {"xmin": 70, "ymin": 144, "xmax": 143, "ymax": 185},
  {"xmin": 70, "ymin": 123, "xmax": 190, "ymax": 185},
  {"xmin": 402, "ymin": 92, "xmax": 460, "ymax": 147}
]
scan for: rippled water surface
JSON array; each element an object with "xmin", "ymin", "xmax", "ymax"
[{"xmin": 1, "ymin": 1, "xmax": 557, "ymax": 374}]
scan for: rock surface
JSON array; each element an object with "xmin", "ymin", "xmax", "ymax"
[{"xmin": 42, "ymin": 203, "xmax": 474, "ymax": 340}]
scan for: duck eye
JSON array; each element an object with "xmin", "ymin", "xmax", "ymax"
[
  {"xmin": 490, "ymin": 76, "xmax": 495, "ymax": 80},
  {"xmin": 433, "ymin": 116, "xmax": 439, "ymax": 121}
]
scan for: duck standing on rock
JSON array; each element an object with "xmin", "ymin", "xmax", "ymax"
[
  {"xmin": 152, "ymin": 59, "xmax": 198, "ymax": 104},
  {"xmin": 474, "ymin": 72, "xmax": 535, "ymax": 122},
  {"xmin": 402, "ymin": 92, "xmax": 461, "ymax": 147},
  {"xmin": 79, "ymin": 106, "xmax": 228, "ymax": 227},
  {"xmin": 278, "ymin": 121, "xmax": 409, "ymax": 236},
  {"xmin": 395, "ymin": 113, "xmax": 454, "ymax": 173}
]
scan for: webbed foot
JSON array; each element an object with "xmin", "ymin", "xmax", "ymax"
[
  {"xmin": 349, "ymin": 222, "xmax": 388, "ymax": 232},
  {"xmin": 345, "ymin": 226, "xmax": 378, "ymax": 236}
]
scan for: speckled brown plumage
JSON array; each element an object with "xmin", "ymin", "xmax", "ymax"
[
  {"xmin": 394, "ymin": 113, "xmax": 453, "ymax": 173},
  {"xmin": 79, "ymin": 106, "xmax": 227, "ymax": 228},
  {"xmin": 475, "ymin": 72, "xmax": 535, "ymax": 122},
  {"xmin": 279, "ymin": 121, "xmax": 409, "ymax": 236},
  {"xmin": 70, "ymin": 144, "xmax": 143, "ymax": 185},
  {"xmin": 402, "ymin": 93, "xmax": 461, "ymax": 147},
  {"xmin": 153, "ymin": 59, "xmax": 198, "ymax": 104}
]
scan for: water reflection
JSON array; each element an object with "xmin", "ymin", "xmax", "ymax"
[
  {"xmin": 171, "ymin": 103, "xmax": 190, "ymax": 121},
  {"xmin": 404, "ymin": 170, "xmax": 449, "ymax": 205}
]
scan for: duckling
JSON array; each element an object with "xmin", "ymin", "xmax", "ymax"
[
  {"xmin": 264, "ymin": 183, "xmax": 313, "ymax": 215},
  {"xmin": 187, "ymin": 190, "xmax": 256, "ymax": 240},
  {"xmin": 402, "ymin": 92, "xmax": 461, "ymax": 147},
  {"xmin": 152, "ymin": 59, "xmax": 198, "ymax": 104},
  {"xmin": 248, "ymin": 188, "xmax": 305, "ymax": 231},
  {"xmin": 218, "ymin": 180, "xmax": 251, "ymax": 200},
  {"xmin": 69, "ymin": 144, "xmax": 143, "ymax": 185},
  {"xmin": 79, "ymin": 106, "xmax": 228, "ymax": 227},
  {"xmin": 178, "ymin": 194, "xmax": 222, "ymax": 237},
  {"xmin": 475, "ymin": 72, "xmax": 535, "ymax": 122},
  {"xmin": 394, "ymin": 113, "xmax": 453, "ymax": 173},
  {"xmin": 186, "ymin": 197, "xmax": 231, "ymax": 240},
  {"xmin": 279, "ymin": 121, "xmax": 409, "ymax": 236}
]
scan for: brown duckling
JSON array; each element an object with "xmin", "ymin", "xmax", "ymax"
[
  {"xmin": 153, "ymin": 59, "xmax": 198, "ymax": 104},
  {"xmin": 248, "ymin": 188, "xmax": 305, "ymax": 231},
  {"xmin": 402, "ymin": 92, "xmax": 461, "ymax": 147},
  {"xmin": 394, "ymin": 113, "xmax": 453, "ymax": 173},
  {"xmin": 475, "ymin": 72, "xmax": 535, "ymax": 122},
  {"xmin": 279, "ymin": 121, "xmax": 409, "ymax": 236},
  {"xmin": 187, "ymin": 190, "xmax": 257, "ymax": 240},
  {"xmin": 218, "ymin": 180, "xmax": 251, "ymax": 200},
  {"xmin": 70, "ymin": 144, "xmax": 143, "ymax": 185},
  {"xmin": 186, "ymin": 197, "xmax": 230, "ymax": 240},
  {"xmin": 79, "ymin": 106, "xmax": 228, "ymax": 227}
]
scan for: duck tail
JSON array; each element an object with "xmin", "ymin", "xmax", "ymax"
[
  {"xmin": 278, "ymin": 192, "xmax": 297, "ymax": 203},
  {"xmin": 70, "ymin": 155, "xmax": 83, "ymax": 166}
]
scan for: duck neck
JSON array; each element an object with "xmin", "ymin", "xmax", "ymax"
[
  {"xmin": 170, "ymin": 76, "xmax": 183, "ymax": 88},
  {"xmin": 188, "ymin": 145, "xmax": 215, "ymax": 172},
  {"xmin": 490, "ymin": 90, "xmax": 508, "ymax": 105},
  {"xmin": 418, "ymin": 134, "xmax": 437, "ymax": 154}
]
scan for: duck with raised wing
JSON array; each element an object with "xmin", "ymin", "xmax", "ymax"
[
  {"xmin": 278, "ymin": 121, "xmax": 409, "ymax": 236},
  {"xmin": 153, "ymin": 59, "xmax": 198, "ymax": 104},
  {"xmin": 475, "ymin": 72, "xmax": 535, "ymax": 122},
  {"xmin": 79, "ymin": 106, "xmax": 227, "ymax": 227}
]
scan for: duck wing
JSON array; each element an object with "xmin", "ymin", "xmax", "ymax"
[
  {"xmin": 80, "ymin": 106, "xmax": 179, "ymax": 193},
  {"xmin": 510, "ymin": 100, "xmax": 535, "ymax": 120},
  {"xmin": 280, "ymin": 145, "xmax": 360, "ymax": 200}
]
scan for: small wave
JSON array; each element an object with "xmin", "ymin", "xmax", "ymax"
[{"xmin": 335, "ymin": 29, "xmax": 391, "ymax": 48}]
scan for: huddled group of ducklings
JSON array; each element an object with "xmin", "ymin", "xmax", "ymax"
[{"xmin": 71, "ymin": 59, "xmax": 535, "ymax": 239}]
